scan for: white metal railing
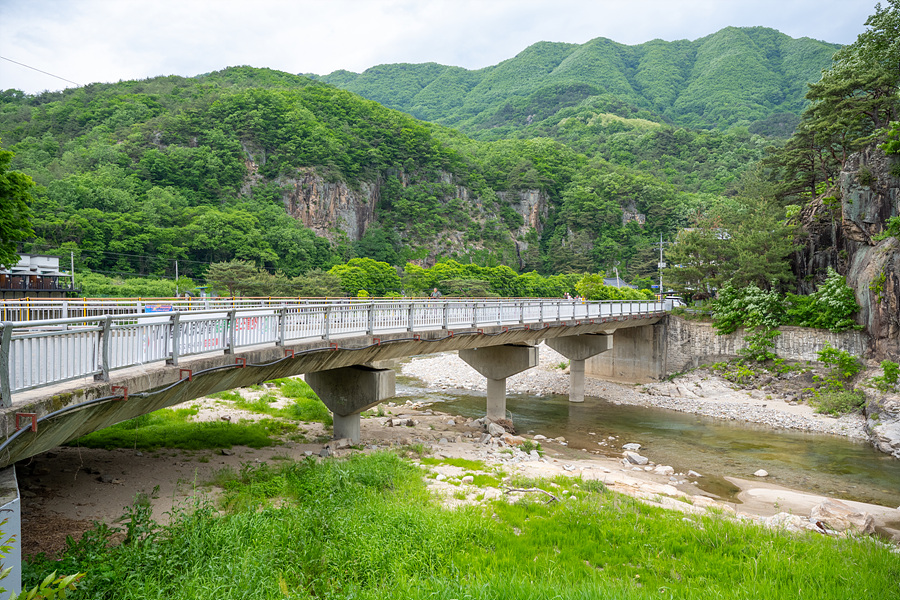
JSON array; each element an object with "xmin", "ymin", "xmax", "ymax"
[{"xmin": 0, "ymin": 298, "xmax": 670, "ymax": 405}]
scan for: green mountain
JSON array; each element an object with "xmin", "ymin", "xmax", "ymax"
[
  {"xmin": 318, "ymin": 27, "xmax": 839, "ymax": 134},
  {"xmin": 0, "ymin": 67, "xmax": 714, "ymax": 284}
]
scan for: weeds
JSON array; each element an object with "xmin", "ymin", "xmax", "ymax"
[
  {"xmin": 868, "ymin": 360, "xmax": 900, "ymax": 392},
  {"xmin": 24, "ymin": 453, "xmax": 900, "ymax": 600},
  {"xmin": 68, "ymin": 410, "xmax": 292, "ymax": 450}
]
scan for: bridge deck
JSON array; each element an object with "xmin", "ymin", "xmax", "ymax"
[{"xmin": 0, "ymin": 298, "xmax": 668, "ymax": 468}]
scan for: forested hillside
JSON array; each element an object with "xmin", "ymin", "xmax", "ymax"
[
  {"xmin": 319, "ymin": 27, "xmax": 838, "ymax": 135},
  {"xmin": 0, "ymin": 66, "xmax": 726, "ymax": 286}
]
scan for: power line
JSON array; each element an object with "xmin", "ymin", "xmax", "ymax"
[{"xmin": 0, "ymin": 55, "xmax": 82, "ymax": 87}]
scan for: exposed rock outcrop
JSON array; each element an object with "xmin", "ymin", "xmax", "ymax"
[
  {"xmin": 241, "ymin": 157, "xmax": 550, "ymax": 268},
  {"xmin": 794, "ymin": 146, "xmax": 900, "ymax": 360},
  {"xmin": 864, "ymin": 389, "xmax": 900, "ymax": 459}
]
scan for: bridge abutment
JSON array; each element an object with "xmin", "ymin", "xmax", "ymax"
[
  {"xmin": 459, "ymin": 344, "xmax": 538, "ymax": 420},
  {"xmin": 546, "ymin": 334, "xmax": 613, "ymax": 402},
  {"xmin": 305, "ymin": 366, "xmax": 396, "ymax": 443},
  {"xmin": 586, "ymin": 321, "xmax": 666, "ymax": 383}
]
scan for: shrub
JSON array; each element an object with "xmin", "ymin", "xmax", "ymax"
[
  {"xmin": 711, "ymin": 282, "xmax": 784, "ymax": 334},
  {"xmin": 869, "ymin": 360, "xmax": 900, "ymax": 392},
  {"xmin": 739, "ymin": 328, "xmax": 780, "ymax": 362},
  {"xmin": 817, "ymin": 344, "xmax": 862, "ymax": 381},
  {"xmin": 857, "ymin": 165, "xmax": 876, "ymax": 187},
  {"xmin": 813, "ymin": 389, "xmax": 866, "ymax": 416},
  {"xmin": 786, "ymin": 268, "xmax": 860, "ymax": 332}
]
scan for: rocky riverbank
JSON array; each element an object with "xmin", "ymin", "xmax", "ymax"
[{"xmin": 401, "ymin": 344, "xmax": 868, "ymax": 439}]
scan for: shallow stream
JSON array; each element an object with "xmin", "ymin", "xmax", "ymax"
[{"xmin": 396, "ymin": 380, "xmax": 900, "ymax": 508}]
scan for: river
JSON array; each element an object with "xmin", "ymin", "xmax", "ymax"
[{"xmin": 396, "ymin": 379, "xmax": 900, "ymax": 508}]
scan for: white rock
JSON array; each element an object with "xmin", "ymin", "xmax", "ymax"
[
  {"xmin": 654, "ymin": 465, "xmax": 675, "ymax": 476},
  {"xmin": 487, "ymin": 423, "xmax": 505, "ymax": 437},
  {"xmin": 623, "ymin": 451, "xmax": 649, "ymax": 465},
  {"xmin": 810, "ymin": 499, "xmax": 875, "ymax": 535},
  {"xmin": 622, "ymin": 443, "xmax": 642, "ymax": 451},
  {"xmin": 753, "ymin": 469, "xmax": 769, "ymax": 477},
  {"xmin": 461, "ymin": 475, "xmax": 474, "ymax": 484},
  {"xmin": 687, "ymin": 470, "xmax": 702, "ymax": 478},
  {"xmin": 533, "ymin": 434, "xmax": 547, "ymax": 441}
]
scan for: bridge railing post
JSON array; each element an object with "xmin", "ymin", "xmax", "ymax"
[
  {"xmin": 226, "ymin": 309, "xmax": 237, "ymax": 354},
  {"xmin": 407, "ymin": 301, "xmax": 414, "ymax": 332},
  {"xmin": 0, "ymin": 323, "xmax": 12, "ymax": 408},
  {"xmin": 95, "ymin": 315, "xmax": 111, "ymax": 381},
  {"xmin": 277, "ymin": 307, "xmax": 286, "ymax": 346},
  {"xmin": 366, "ymin": 302, "xmax": 375, "ymax": 335},
  {"xmin": 324, "ymin": 304, "xmax": 331, "ymax": 341},
  {"xmin": 442, "ymin": 300, "xmax": 449, "ymax": 330},
  {"xmin": 168, "ymin": 312, "xmax": 181, "ymax": 366}
]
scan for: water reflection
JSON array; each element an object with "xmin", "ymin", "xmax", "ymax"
[{"xmin": 397, "ymin": 382, "xmax": 900, "ymax": 507}]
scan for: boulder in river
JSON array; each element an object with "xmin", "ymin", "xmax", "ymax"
[
  {"xmin": 622, "ymin": 443, "xmax": 642, "ymax": 451},
  {"xmin": 623, "ymin": 451, "xmax": 649, "ymax": 465},
  {"xmin": 753, "ymin": 469, "xmax": 769, "ymax": 477}
]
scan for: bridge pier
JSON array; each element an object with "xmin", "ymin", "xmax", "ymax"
[
  {"xmin": 305, "ymin": 366, "xmax": 396, "ymax": 443},
  {"xmin": 459, "ymin": 344, "xmax": 538, "ymax": 420},
  {"xmin": 546, "ymin": 334, "xmax": 613, "ymax": 403}
]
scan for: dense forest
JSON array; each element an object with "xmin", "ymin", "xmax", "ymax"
[
  {"xmin": 319, "ymin": 27, "xmax": 838, "ymax": 134},
  {"xmin": 0, "ymin": 17, "xmax": 895, "ymax": 299}
]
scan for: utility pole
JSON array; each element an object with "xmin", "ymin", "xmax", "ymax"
[
  {"xmin": 70, "ymin": 251, "xmax": 75, "ymax": 291},
  {"xmin": 175, "ymin": 260, "xmax": 179, "ymax": 297},
  {"xmin": 655, "ymin": 234, "xmax": 673, "ymax": 299}
]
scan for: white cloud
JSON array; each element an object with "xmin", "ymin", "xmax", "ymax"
[{"xmin": 0, "ymin": 0, "xmax": 874, "ymax": 94}]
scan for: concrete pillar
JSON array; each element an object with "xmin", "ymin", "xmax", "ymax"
[
  {"xmin": 459, "ymin": 344, "xmax": 538, "ymax": 421},
  {"xmin": 0, "ymin": 466, "xmax": 21, "ymax": 600},
  {"xmin": 332, "ymin": 413, "xmax": 361, "ymax": 441},
  {"xmin": 546, "ymin": 334, "xmax": 613, "ymax": 403},
  {"xmin": 486, "ymin": 378, "xmax": 507, "ymax": 421},
  {"xmin": 305, "ymin": 366, "xmax": 396, "ymax": 444}
]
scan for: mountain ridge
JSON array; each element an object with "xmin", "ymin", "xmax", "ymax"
[{"xmin": 316, "ymin": 26, "xmax": 840, "ymax": 134}]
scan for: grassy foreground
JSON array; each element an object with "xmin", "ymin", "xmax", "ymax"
[{"xmin": 27, "ymin": 452, "xmax": 899, "ymax": 599}]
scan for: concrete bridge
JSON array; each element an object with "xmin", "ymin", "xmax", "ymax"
[{"xmin": 0, "ymin": 297, "xmax": 668, "ymax": 593}]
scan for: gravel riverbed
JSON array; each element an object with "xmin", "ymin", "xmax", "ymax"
[{"xmin": 401, "ymin": 343, "xmax": 868, "ymax": 440}]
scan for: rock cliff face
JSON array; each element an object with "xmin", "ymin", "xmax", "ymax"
[
  {"xmin": 794, "ymin": 146, "xmax": 900, "ymax": 360},
  {"xmin": 250, "ymin": 165, "xmax": 550, "ymax": 268},
  {"xmin": 279, "ymin": 170, "xmax": 378, "ymax": 241}
]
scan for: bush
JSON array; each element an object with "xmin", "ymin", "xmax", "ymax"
[
  {"xmin": 816, "ymin": 344, "xmax": 862, "ymax": 382},
  {"xmin": 739, "ymin": 328, "xmax": 780, "ymax": 362},
  {"xmin": 711, "ymin": 282, "xmax": 784, "ymax": 334},
  {"xmin": 869, "ymin": 360, "xmax": 900, "ymax": 392},
  {"xmin": 813, "ymin": 389, "xmax": 866, "ymax": 416},
  {"xmin": 786, "ymin": 268, "xmax": 859, "ymax": 332}
]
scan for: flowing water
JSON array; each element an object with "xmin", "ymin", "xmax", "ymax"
[{"xmin": 396, "ymin": 379, "xmax": 900, "ymax": 508}]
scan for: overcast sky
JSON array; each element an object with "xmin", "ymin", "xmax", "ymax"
[{"xmin": 0, "ymin": 0, "xmax": 876, "ymax": 95}]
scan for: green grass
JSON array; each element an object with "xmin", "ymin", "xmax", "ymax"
[
  {"xmin": 67, "ymin": 408, "xmax": 294, "ymax": 451},
  {"xmin": 211, "ymin": 380, "xmax": 333, "ymax": 426},
  {"xmin": 420, "ymin": 457, "xmax": 486, "ymax": 471},
  {"xmin": 27, "ymin": 453, "xmax": 900, "ymax": 600}
]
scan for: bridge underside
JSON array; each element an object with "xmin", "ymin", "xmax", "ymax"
[{"xmin": 0, "ymin": 318, "xmax": 660, "ymax": 467}]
